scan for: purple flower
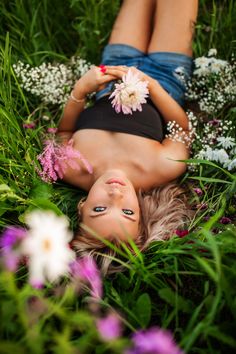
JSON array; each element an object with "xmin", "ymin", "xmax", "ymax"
[
  {"xmin": 208, "ymin": 119, "xmax": 220, "ymax": 126},
  {"xmin": 193, "ymin": 188, "xmax": 203, "ymax": 196},
  {"xmin": 219, "ymin": 216, "xmax": 232, "ymax": 224},
  {"xmin": 23, "ymin": 122, "xmax": 36, "ymax": 129},
  {"xmin": 126, "ymin": 327, "xmax": 184, "ymax": 354},
  {"xmin": 96, "ymin": 313, "xmax": 122, "ymax": 341},
  {"xmin": 175, "ymin": 229, "xmax": 189, "ymax": 238},
  {"xmin": 70, "ymin": 256, "xmax": 103, "ymax": 298},
  {"xmin": 0, "ymin": 226, "xmax": 27, "ymax": 271}
]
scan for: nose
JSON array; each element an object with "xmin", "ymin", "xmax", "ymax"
[{"xmin": 108, "ymin": 187, "xmax": 123, "ymax": 198}]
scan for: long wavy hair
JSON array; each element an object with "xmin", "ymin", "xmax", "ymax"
[{"xmin": 72, "ymin": 181, "xmax": 193, "ymax": 274}]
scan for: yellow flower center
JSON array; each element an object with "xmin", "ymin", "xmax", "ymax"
[{"xmin": 42, "ymin": 238, "xmax": 51, "ymax": 252}]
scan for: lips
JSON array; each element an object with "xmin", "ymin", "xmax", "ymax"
[{"xmin": 106, "ymin": 178, "xmax": 126, "ymax": 186}]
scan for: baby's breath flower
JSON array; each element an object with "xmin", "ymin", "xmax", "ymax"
[{"xmin": 13, "ymin": 56, "xmax": 91, "ymax": 106}]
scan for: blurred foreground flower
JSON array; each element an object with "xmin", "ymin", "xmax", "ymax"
[
  {"xmin": 70, "ymin": 256, "xmax": 103, "ymax": 298},
  {"xmin": 109, "ymin": 69, "xmax": 149, "ymax": 114},
  {"xmin": 22, "ymin": 210, "xmax": 75, "ymax": 287},
  {"xmin": 96, "ymin": 312, "xmax": 122, "ymax": 341},
  {"xmin": 126, "ymin": 326, "xmax": 183, "ymax": 354},
  {"xmin": 0, "ymin": 226, "xmax": 27, "ymax": 271}
]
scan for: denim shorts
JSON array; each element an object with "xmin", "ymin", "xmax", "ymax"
[{"xmin": 96, "ymin": 44, "xmax": 193, "ymax": 107}]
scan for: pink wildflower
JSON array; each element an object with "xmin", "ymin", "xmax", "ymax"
[
  {"xmin": 70, "ymin": 256, "xmax": 103, "ymax": 298},
  {"xmin": 37, "ymin": 138, "xmax": 93, "ymax": 183},
  {"xmin": 193, "ymin": 187, "xmax": 203, "ymax": 196},
  {"xmin": 219, "ymin": 216, "xmax": 232, "ymax": 224},
  {"xmin": 47, "ymin": 127, "xmax": 58, "ymax": 134},
  {"xmin": 109, "ymin": 69, "xmax": 149, "ymax": 115},
  {"xmin": 23, "ymin": 122, "xmax": 36, "ymax": 129},
  {"xmin": 96, "ymin": 312, "xmax": 122, "ymax": 341},
  {"xmin": 126, "ymin": 326, "xmax": 184, "ymax": 354},
  {"xmin": 175, "ymin": 229, "xmax": 189, "ymax": 238}
]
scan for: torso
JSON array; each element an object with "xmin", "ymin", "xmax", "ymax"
[{"xmin": 62, "ymin": 128, "xmax": 185, "ymax": 192}]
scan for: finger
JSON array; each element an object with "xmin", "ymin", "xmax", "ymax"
[
  {"xmin": 101, "ymin": 74, "xmax": 117, "ymax": 83},
  {"xmin": 105, "ymin": 65, "xmax": 129, "ymax": 72},
  {"xmin": 103, "ymin": 68, "xmax": 126, "ymax": 79}
]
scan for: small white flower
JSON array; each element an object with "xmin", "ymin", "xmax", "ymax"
[
  {"xmin": 208, "ymin": 48, "xmax": 217, "ymax": 57},
  {"xmin": 109, "ymin": 69, "xmax": 149, "ymax": 115},
  {"xmin": 209, "ymin": 58, "xmax": 228, "ymax": 74},
  {"xmin": 217, "ymin": 136, "xmax": 236, "ymax": 149},
  {"xmin": 227, "ymin": 158, "xmax": 236, "ymax": 171},
  {"xmin": 22, "ymin": 210, "xmax": 75, "ymax": 286}
]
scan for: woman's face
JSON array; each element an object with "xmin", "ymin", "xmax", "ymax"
[{"xmin": 80, "ymin": 170, "xmax": 140, "ymax": 241}]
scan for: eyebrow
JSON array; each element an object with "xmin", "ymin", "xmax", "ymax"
[{"xmin": 89, "ymin": 212, "xmax": 137, "ymax": 222}]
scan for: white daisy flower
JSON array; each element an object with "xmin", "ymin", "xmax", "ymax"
[
  {"xmin": 209, "ymin": 58, "xmax": 228, "ymax": 74},
  {"xmin": 22, "ymin": 210, "xmax": 75, "ymax": 287}
]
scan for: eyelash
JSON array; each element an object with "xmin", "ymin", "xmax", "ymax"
[{"xmin": 93, "ymin": 207, "xmax": 134, "ymax": 215}]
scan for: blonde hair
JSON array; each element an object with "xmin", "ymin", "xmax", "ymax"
[{"xmin": 72, "ymin": 181, "xmax": 193, "ymax": 274}]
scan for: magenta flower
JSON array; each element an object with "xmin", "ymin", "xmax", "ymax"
[
  {"xmin": 208, "ymin": 119, "xmax": 220, "ymax": 126},
  {"xmin": 47, "ymin": 127, "xmax": 58, "ymax": 134},
  {"xmin": 23, "ymin": 122, "xmax": 36, "ymax": 129},
  {"xmin": 219, "ymin": 216, "xmax": 232, "ymax": 224},
  {"xmin": 70, "ymin": 256, "xmax": 103, "ymax": 298},
  {"xmin": 37, "ymin": 138, "xmax": 93, "ymax": 183},
  {"xmin": 175, "ymin": 229, "xmax": 189, "ymax": 238},
  {"xmin": 96, "ymin": 312, "xmax": 122, "ymax": 341},
  {"xmin": 193, "ymin": 188, "xmax": 203, "ymax": 196},
  {"xmin": 109, "ymin": 69, "xmax": 149, "ymax": 115},
  {"xmin": 126, "ymin": 327, "xmax": 184, "ymax": 354},
  {"xmin": 0, "ymin": 226, "xmax": 27, "ymax": 271}
]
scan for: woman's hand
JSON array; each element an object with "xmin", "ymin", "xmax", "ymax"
[
  {"xmin": 73, "ymin": 66, "xmax": 117, "ymax": 97},
  {"xmin": 104, "ymin": 65, "xmax": 155, "ymax": 87}
]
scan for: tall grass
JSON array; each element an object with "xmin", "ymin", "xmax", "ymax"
[{"xmin": 0, "ymin": 0, "xmax": 236, "ymax": 353}]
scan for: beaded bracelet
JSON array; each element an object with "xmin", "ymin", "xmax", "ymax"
[
  {"xmin": 165, "ymin": 120, "xmax": 195, "ymax": 148},
  {"xmin": 70, "ymin": 91, "xmax": 86, "ymax": 104}
]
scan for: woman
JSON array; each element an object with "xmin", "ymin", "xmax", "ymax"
[{"xmin": 57, "ymin": 0, "xmax": 198, "ymax": 272}]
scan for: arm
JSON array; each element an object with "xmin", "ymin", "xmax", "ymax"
[{"xmin": 57, "ymin": 66, "xmax": 117, "ymax": 140}]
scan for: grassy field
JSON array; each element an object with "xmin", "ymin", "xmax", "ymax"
[{"xmin": 0, "ymin": 0, "xmax": 236, "ymax": 353}]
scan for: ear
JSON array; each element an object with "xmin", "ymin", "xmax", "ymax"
[{"xmin": 77, "ymin": 197, "xmax": 87, "ymax": 214}]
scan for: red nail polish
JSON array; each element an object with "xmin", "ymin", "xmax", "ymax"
[{"xmin": 99, "ymin": 64, "xmax": 106, "ymax": 73}]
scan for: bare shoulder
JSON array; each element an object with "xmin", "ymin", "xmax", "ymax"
[{"xmin": 156, "ymin": 137, "xmax": 190, "ymax": 180}]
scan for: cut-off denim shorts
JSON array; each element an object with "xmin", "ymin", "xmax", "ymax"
[{"xmin": 96, "ymin": 44, "xmax": 193, "ymax": 107}]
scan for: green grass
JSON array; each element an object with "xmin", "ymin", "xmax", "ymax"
[{"xmin": 0, "ymin": 1, "xmax": 236, "ymax": 353}]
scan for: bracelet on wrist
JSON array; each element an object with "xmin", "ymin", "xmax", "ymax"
[{"xmin": 70, "ymin": 91, "xmax": 86, "ymax": 104}]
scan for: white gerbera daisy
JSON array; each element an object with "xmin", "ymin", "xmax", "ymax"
[
  {"xmin": 109, "ymin": 69, "xmax": 149, "ymax": 115},
  {"xmin": 22, "ymin": 210, "xmax": 75, "ymax": 287}
]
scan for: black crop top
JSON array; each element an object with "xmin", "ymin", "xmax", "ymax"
[{"xmin": 75, "ymin": 96, "xmax": 166, "ymax": 141}]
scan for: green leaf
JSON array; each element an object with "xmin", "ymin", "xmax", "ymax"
[
  {"xmin": 29, "ymin": 181, "xmax": 53, "ymax": 200},
  {"xmin": 18, "ymin": 198, "xmax": 63, "ymax": 223},
  {"xmin": 158, "ymin": 288, "xmax": 192, "ymax": 313},
  {"xmin": 135, "ymin": 293, "xmax": 151, "ymax": 327}
]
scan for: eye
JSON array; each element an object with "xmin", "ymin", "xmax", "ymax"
[
  {"xmin": 122, "ymin": 209, "xmax": 134, "ymax": 215},
  {"xmin": 93, "ymin": 206, "xmax": 106, "ymax": 212}
]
